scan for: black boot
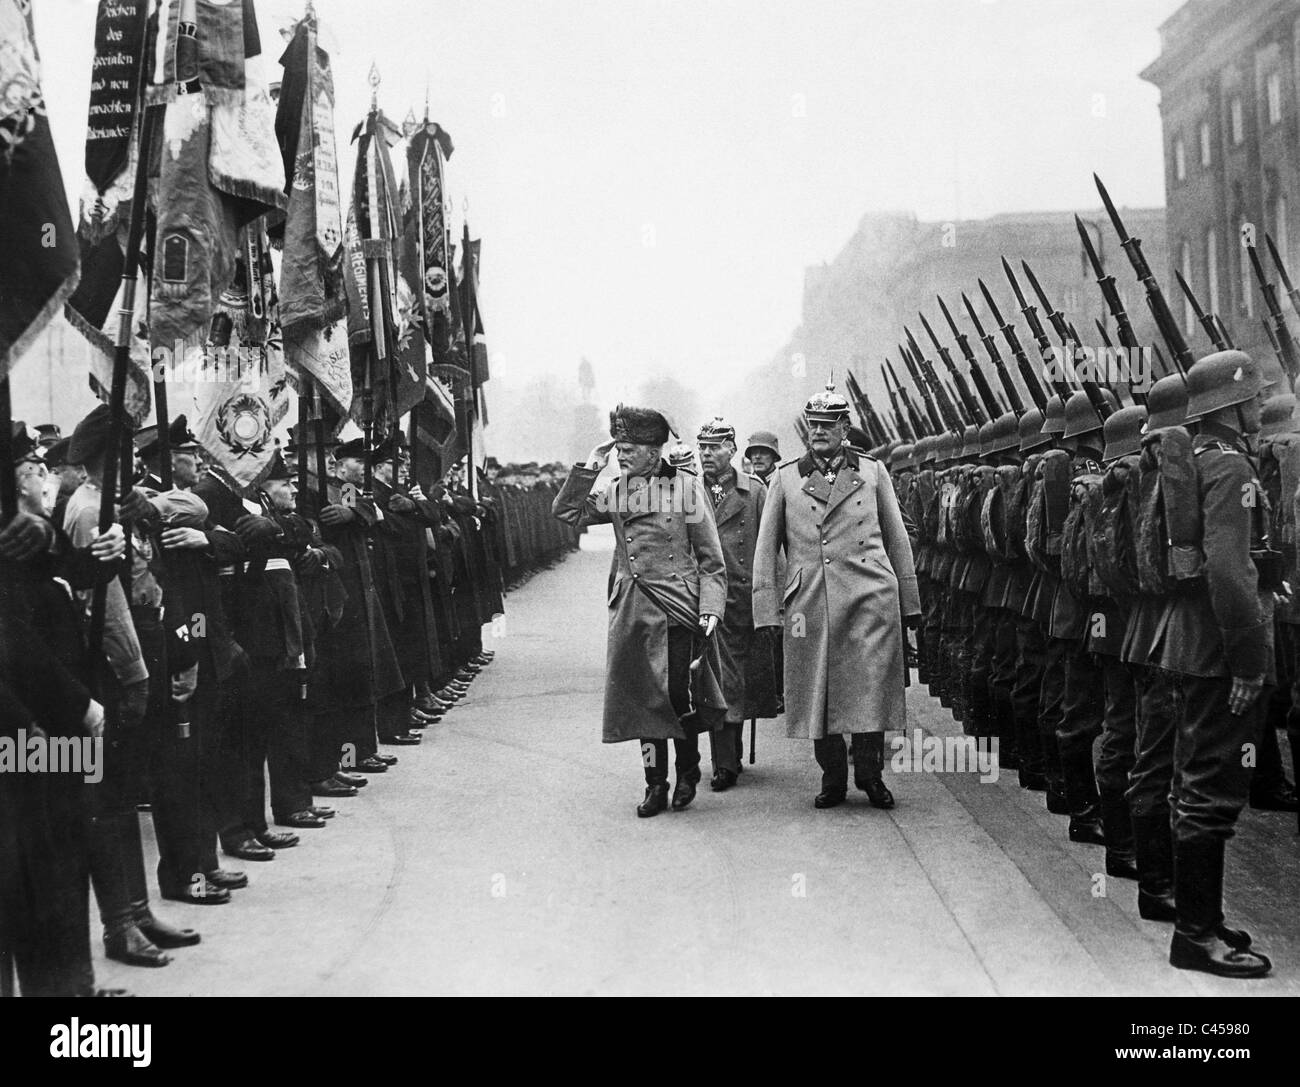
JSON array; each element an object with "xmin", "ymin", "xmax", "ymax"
[
  {"xmin": 671, "ymin": 766, "xmax": 701, "ymax": 811},
  {"xmin": 852, "ymin": 733, "xmax": 895, "ymax": 809},
  {"xmin": 813, "ymin": 736, "xmax": 848, "ymax": 808},
  {"xmin": 1169, "ymin": 838, "xmax": 1271, "ymax": 978},
  {"xmin": 1099, "ymin": 791, "xmax": 1138, "ymax": 880},
  {"xmin": 1067, "ymin": 804, "xmax": 1107, "ymax": 846},
  {"xmin": 637, "ymin": 783, "xmax": 669, "ymax": 818},
  {"xmin": 1132, "ymin": 809, "xmax": 1177, "ymax": 921},
  {"xmin": 91, "ymin": 812, "xmax": 171, "ymax": 968}
]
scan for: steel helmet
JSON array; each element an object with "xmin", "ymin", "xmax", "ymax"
[
  {"xmin": 1102, "ymin": 405, "xmax": 1148, "ymax": 461},
  {"xmin": 960, "ymin": 424, "xmax": 981, "ymax": 459},
  {"xmin": 891, "ymin": 442, "xmax": 916, "ymax": 471},
  {"xmin": 1260, "ymin": 393, "xmax": 1299, "ymax": 439},
  {"xmin": 1183, "ymin": 350, "xmax": 1275, "ymax": 421},
  {"xmin": 1040, "ymin": 394, "xmax": 1066, "ymax": 435},
  {"xmin": 1062, "ymin": 390, "xmax": 1106, "ymax": 440},
  {"xmin": 989, "ymin": 411, "xmax": 1021, "ymax": 454},
  {"xmin": 978, "ymin": 420, "xmax": 998, "ymax": 457},
  {"xmin": 1018, "ymin": 407, "xmax": 1051, "ymax": 452},
  {"xmin": 1144, "ymin": 374, "xmax": 1189, "ymax": 430}
]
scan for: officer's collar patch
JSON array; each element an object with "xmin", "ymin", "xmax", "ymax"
[{"xmin": 796, "ymin": 446, "xmax": 861, "ymax": 478}]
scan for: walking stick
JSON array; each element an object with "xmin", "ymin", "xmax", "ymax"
[{"xmin": 749, "ymin": 716, "xmax": 756, "ymax": 765}]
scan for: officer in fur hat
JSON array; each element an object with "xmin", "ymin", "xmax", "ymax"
[{"xmin": 553, "ymin": 404, "xmax": 728, "ymax": 817}]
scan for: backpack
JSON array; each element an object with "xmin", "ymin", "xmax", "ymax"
[
  {"xmin": 912, "ymin": 468, "xmax": 939, "ymax": 545},
  {"xmin": 1135, "ymin": 426, "xmax": 1203, "ymax": 595},
  {"xmin": 980, "ymin": 464, "xmax": 1021, "ymax": 562},
  {"xmin": 956, "ymin": 466, "xmax": 994, "ymax": 554},
  {"xmin": 1267, "ymin": 435, "xmax": 1300, "ymax": 577},
  {"xmin": 1061, "ymin": 470, "xmax": 1105, "ymax": 598},
  {"xmin": 1092, "ymin": 454, "xmax": 1141, "ymax": 599},
  {"xmin": 1025, "ymin": 449, "xmax": 1071, "ymax": 572},
  {"xmin": 936, "ymin": 469, "xmax": 962, "ymax": 549}
]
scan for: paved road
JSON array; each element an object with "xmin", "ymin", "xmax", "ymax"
[{"xmin": 101, "ymin": 524, "xmax": 1300, "ymax": 996}]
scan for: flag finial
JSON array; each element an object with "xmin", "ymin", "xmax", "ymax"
[{"xmin": 368, "ymin": 62, "xmax": 381, "ymax": 108}]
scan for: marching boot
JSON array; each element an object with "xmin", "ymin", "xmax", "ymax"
[
  {"xmin": 1168, "ymin": 838, "xmax": 1271, "ymax": 978},
  {"xmin": 91, "ymin": 812, "xmax": 171, "ymax": 968},
  {"xmin": 1061, "ymin": 747, "xmax": 1102, "ymax": 837},
  {"xmin": 671, "ymin": 766, "xmax": 701, "ymax": 811},
  {"xmin": 637, "ymin": 782, "xmax": 669, "ymax": 818},
  {"xmin": 124, "ymin": 810, "xmax": 199, "ymax": 948},
  {"xmin": 1099, "ymin": 791, "xmax": 1138, "ymax": 880},
  {"xmin": 851, "ymin": 732, "xmax": 895, "ymax": 809},
  {"xmin": 991, "ymin": 693, "xmax": 1020, "ymax": 769},
  {"xmin": 1067, "ymin": 804, "xmax": 1107, "ymax": 846},
  {"xmin": 813, "ymin": 735, "xmax": 848, "ymax": 808},
  {"xmin": 638, "ymin": 741, "xmax": 670, "ymax": 817}
]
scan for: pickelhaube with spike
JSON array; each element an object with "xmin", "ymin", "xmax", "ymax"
[
  {"xmin": 803, "ymin": 379, "xmax": 852, "ymax": 424},
  {"xmin": 696, "ymin": 416, "xmax": 736, "ymax": 444}
]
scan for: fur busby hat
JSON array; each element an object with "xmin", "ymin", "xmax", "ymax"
[{"xmin": 610, "ymin": 404, "xmax": 674, "ymax": 446}]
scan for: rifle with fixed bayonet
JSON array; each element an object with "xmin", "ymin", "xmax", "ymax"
[
  {"xmin": 910, "ymin": 322, "xmax": 986, "ymax": 425},
  {"xmin": 844, "ymin": 369, "xmax": 888, "ymax": 445},
  {"xmin": 1250, "ymin": 232, "xmax": 1300, "ymax": 388},
  {"xmin": 905, "ymin": 334, "xmax": 967, "ymax": 428},
  {"xmin": 1076, "ymin": 215, "xmax": 1140, "ymax": 352},
  {"xmin": 1021, "ymin": 259, "xmax": 1115, "ymax": 420},
  {"xmin": 1174, "ymin": 268, "xmax": 1229, "ymax": 352},
  {"xmin": 885, "ymin": 358, "xmax": 929, "ymax": 438},
  {"xmin": 958, "ymin": 287, "xmax": 1029, "ymax": 416},
  {"xmin": 1095, "ymin": 173, "xmax": 1193, "ymax": 378},
  {"xmin": 1001, "ymin": 257, "xmax": 1072, "ymax": 405},
  {"xmin": 923, "ymin": 306, "xmax": 1002, "ymax": 419},
  {"xmin": 899, "ymin": 345, "xmax": 949, "ymax": 432}
]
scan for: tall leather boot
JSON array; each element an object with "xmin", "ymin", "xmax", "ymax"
[
  {"xmin": 851, "ymin": 733, "xmax": 895, "ymax": 809},
  {"xmin": 124, "ymin": 814, "xmax": 199, "ymax": 950},
  {"xmin": 1061, "ymin": 749, "xmax": 1105, "ymax": 845},
  {"xmin": 90, "ymin": 811, "xmax": 170, "ymax": 967},
  {"xmin": 1131, "ymin": 809, "xmax": 1176, "ymax": 920},
  {"xmin": 1013, "ymin": 697, "xmax": 1046, "ymax": 790},
  {"xmin": 637, "ymin": 739, "xmax": 670, "ymax": 817},
  {"xmin": 1098, "ymin": 790, "xmax": 1138, "ymax": 879},
  {"xmin": 812, "ymin": 736, "xmax": 848, "ymax": 808},
  {"xmin": 991, "ymin": 692, "xmax": 1019, "ymax": 769},
  {"xmin": 1169, "ymin": 838, "xmax": 1271, "ymax": 978}
]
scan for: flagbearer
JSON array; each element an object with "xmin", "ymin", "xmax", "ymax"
[
  {"xmin": 753, "ymin": 384, "xmax": 921, "ymax": 809},
  {"xmin": 553, "ymin": 406, "xmax": 729, "ymax": 817},
  {"xmin": 697, "ymin": 417, "xmax": 771, "ymax": 789}
]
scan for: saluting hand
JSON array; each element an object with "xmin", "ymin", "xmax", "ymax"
[
  {"xmin": 586, "ymin": 439, "xmax": 616, "ymax": 471},
  {"xmin": 1229, "ymin": 674, "xmax": 1265, "ymax": 716}
]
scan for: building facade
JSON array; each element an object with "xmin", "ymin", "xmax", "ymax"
[{"xmin": 1142, "ymin": 0, "xmax": 1300, "ymax": 367}]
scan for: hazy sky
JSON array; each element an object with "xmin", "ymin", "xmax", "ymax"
[{"xmin": 36, "ymin": 0, "xmax": 1184, "ymax": 405}]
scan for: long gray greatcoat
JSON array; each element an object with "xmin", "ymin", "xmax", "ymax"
[
  {"xmin": 753, "ymin": 448, "xmax": 921, "ymax": 739},
  {"xmin": 553, "ymin": 461, "xmax": 729, "ymax": 743},
  {"xmin": 706, "ymin": 468, "xmax": 779, "ymax": 722}
]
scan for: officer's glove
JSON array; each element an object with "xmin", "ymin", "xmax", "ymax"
[
  {"xmin": 698, "ymin": 613, "xmax": 719, "ymax": 638},
  {"xmin": 296, "ymin": 546, "xmax": 324, "ymax": 574},
  {"xmin": 83, "ymin": 699, "xmax": 106, "ymax": 739},
  {"xmin": 117, "ymin": 486, "xmax": 156, "ymax": 526},
  {"xmin": 1229, "ymin": 674, "xmax": 1266, "ymax": 716},
  {"xmin": 235, "ymin": 513, "xmax": 279, "ymax": 544},
  {"xmin": 320, "ymin": 504, "xmax": 356, "ymax": 526},
  {"xmin": 389, "ymin": 493, "xmax": 417, "ymax": 514}
]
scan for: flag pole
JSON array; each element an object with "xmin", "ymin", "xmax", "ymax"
[
  {"xmin": 460, "ymin": 214, "xmax": 479, "ymax": 502},
  {"xmin": 89, "ymin": 2, "xmax": 156, "ymax": 656},
  {"xmin": 0, "ymin": 376, "xmax": 16, "ymax": 523}
]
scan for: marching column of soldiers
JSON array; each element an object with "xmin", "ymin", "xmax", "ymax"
[{"xmin": 0, "ymin": 408, "xmax": 579, "ymax": 998}]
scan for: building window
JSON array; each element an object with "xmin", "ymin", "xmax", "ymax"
[
  {"xmin": 1267, "ymin": 71, "xmax": 1283, "ymax": 124},
  {"xmin": 1199, "ymin": 121, "xmax": 1212, "ymax": 166},
  {"xmin": 1277, "ymin": 193, "xmax": 1290, "ymax": 272},
  {"xmin": 1207, "ymin": 229, "xmax": 1220, "ymax": 315},
  {"xmin": 1231, "ymin": 96, "xmax": 1244, "ymax": 144},
  {"xmin": 1174, "ymin": 137, "xmax": 1187, "ymax": 181},
  {"xmin": 1181, "ymin": 242, "xmax": 1194, "ymax": 335}
]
